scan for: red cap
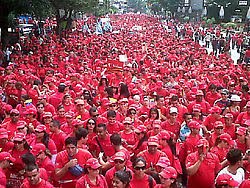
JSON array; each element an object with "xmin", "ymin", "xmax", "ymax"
[
  {"xmin": 236, "ymin": 127, "xmax": 247, "ymax": 136},
  {"xmin": 224, "ymin": 113, "xmax": 233, "ymax": 119},
  {"xmin": 216, "ymin": 174, "xmax": 238, "ymax": 187},
  {"xmin": 16, "ymin": 121, "xmax": 27, "ymax": 129},
  {"xmin": 0, "ymin": 128, "xmax": 8, "ymax": 139},
  {"xmin": 147, "ymin": 136, "xmax": 159, "ymax": 146},
  {"xmin": 169, "ymin": 107, "xmax": 178, "ymax": 114},
  {"xmin": 10, "ymin": 109, "xmax": 20, "ymax": 115},
  {"xmin": 65, "ymin": 111, "xmax": 75, "ymax": 118},
  {"xmin": 219, "ymin": 133, "xmax": 233, "ymax": 145},
  {"xmin": 134, "ymin": 125, "xmax": 147, "ymax": 133},
  {"xmin": 42, "ymin": 112, "xmax": 52, "ymax": 118},
  {"xmin": 196, "ymin": 90, "xmax": 204, "ymax": 96},
  {"xmin": 210, "ymin": 106, "xmax": 221, "ymax": 114},
  {"xmin": 156, "ymin": 157, "xmax": 171, "ymax": 168},
  {"xmin": 31, "ymin": 143, "xmax": 46, "ymax": 156},
  {"xmin": 25, "ymin": 108, "xmax": 37, "ymax": 115},
  {"xmin": 0, "ymin": 152, "xmax": 15, "ymax": 162},
  {"xmin": 85, "ymin": 158, "xmax": 102, "ymax": 169},
  {"xmin": 242, "ymin": 120, "xmax": 250, "ymax": 127},
  {"xmin": 158, "ymin": 130, "xmax": 170, "ymax": 140},
  {"xmin": 35, "ymin": 124, "xmax": 47, "ymax": 132},
  {"xmin": 123, "ymin": 117, "xmax": 132, "ymax": 124},
  {"xmin": 188, "ymin": 121, "xmax": 201, "ymax": 129},
  {"xmin": 113, "ymin": 151, "xmax": 126, "ymax": 161},
  {"xmin": 13, "ymin": 132, "xmax": 26, "ymax": 141},
  {"xmin": 152, "ymin": 120, "xmax": 161, "ymax": 128},
  {"xmin": 72, "ymin": 119, "xmax": 83, "ymax": 127},
  {"xmin": 196, "ymin": 138, "xmax": 209, "ymax": 148},
  {"xmin": 159, "ymin": 167, "xmax": 177, "ymax": 179},
  {"xmin": 119, "ymin": 98, "xmax": 129, "ymax": 103},
  {"xmin": 246, "ymin": 101, "xmax": 250, "ymax": 107},
  {"xmin": 76, "ymin": 99, "xmax": 85, "ymax": 105},
  {"xmin": 3, "ymin": 104, "xmax": 12, "ymax": 112},
  {"xmin": 214, "ymin": 121, "xmax": 224, "ymax": 128}
]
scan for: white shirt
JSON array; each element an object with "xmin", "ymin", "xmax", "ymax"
[{"xmin": 216, "ymin": 166, "xmax": 245, "ymax": 187}]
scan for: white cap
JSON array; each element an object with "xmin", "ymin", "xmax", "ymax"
[
  {"xmin": 169, "ymin": 107, "xmax": 178, "ymax": 114},
  {"xmin": 230, "ymin": 95, "xmax": 241, "ymax": 102}
]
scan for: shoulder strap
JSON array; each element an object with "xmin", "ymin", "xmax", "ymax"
[
  {"xmin": 148, "ymin": 175, "xmax": 153, "ymax": 188},
  {"xmin": 95, "ymin": 137, "xmax": 104, "ymax": 152}
]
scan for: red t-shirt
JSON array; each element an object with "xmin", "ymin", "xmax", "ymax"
[
  {"xmin": 20, "ymin": 179, "xmax": 54, "ymax": 188},
  {"xmin": 186, "ymin": 151, "xmax": 221, "ymax": 188},
  {"xmin": 120, "ymin": 131, "xmax": 137, "ymax": 146},
  {"xmin": 75, "ymin": 174, "xmax": 108, "ymax": 188},
  {"xmin": 0, "ymin": 168, "xmax": 6, "ymax": 187},
  {"xmin": 50, "ymin": 131, "xmax": 67, "ymax": 152},
  {"xmin": 161, "ymin": 120, "xmax": 181, "ymax": 137},
  {"xmin": 130, "ymin": 174, "xmax": 156, "ymax": 188},
  {"xmin": 89, "ymin": 135, "xmax": 115, "ymax": 157},
  {"xmin": 137, "ymin": 150, "xmax": 166, "ymax": 169},
  {"xmin": 55, "ymin": 149, "xmax": 92, "ymax": 188}
]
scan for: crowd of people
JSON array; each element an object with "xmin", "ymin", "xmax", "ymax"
[{"xmin": 0, "ymin": 13, "xmax": 250, "ymax": 188}]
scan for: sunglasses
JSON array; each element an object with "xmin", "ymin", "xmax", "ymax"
[
  {"xmin": 93, "ymin": 114, "xmax": 99, "ymax": 117},
  {"xmin": 14, "ymin": 141, "xmax": 23, "ymax": 144},
  {"xmin": 114, "ymin": 159, "xmax": 125, "ymax": 164},
  {"xmin": 134, "ymin": 166, "xmax": 146, "ymax": 171},
  {"xmin": 88, "ymin": 122, "xmax": 95, "ymax": 125},
  {"xmin": 10, "ymin": 114, "xmax": 19, "ymax": 117},
  {"xmin": 109, "ymin": 104, "xmax": 117, "ymax": 107}
]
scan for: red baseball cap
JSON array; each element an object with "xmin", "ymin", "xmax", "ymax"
[
  {"xmin": 196, "ymin": 138, "xmax": 209, "ymax": 148},
  {"xmin": 16, "ymin": 121, "xmax": 27, "ymax": 129},
  {"xmin": 188, "ymin": 121, "xmax": 201, "ymax": 129},
  {"xmin": 113, "ymin": 151, "xmax": 126, "ymax": 161},
  {"xmin": 147, "ymin": 136, "xmax": 159, "ymax": 146},
  {"xmin": 224, "ymin": 113, "xmax": 233, "ymax": 119},
  {"xmin": 158, "ymin": 130, "xmax": 170, "ymax": 140},
  {"xmin": 123, "ymin": 117, "xmax": 132, "ymax": 124},
  {"xmin": 85, "ymin": 158, "xmax": 102, "ymax": 169},
  {"xmin": 10, "ymin": 109, "xmax": 20, "ymax": 115},
  {"xmin": 42, "ymin": 112, "xmax": 52, "ymax": 118},
  {"xmin": 65, "ymin": 111, "xmax": 75, "ymax": 118},
  {"xmin": 216, "ymin": 174, "xmax": 238, "ymax": 187},
  {"xmin": 0, "ymin": 128, "xmax": 8, "ymax": 139},
  {"xmin": 31, "ymin": 143, "xmax": 46, "ymax": 156},
  {"xmin": 159, "ymin": 167, "xmax": 177, "ymax": 179},
  {"xmin": 13, "ymin": 132, "xmax": 26, "ymax": 142},
  {"xmin": 134, "ymin": 125, "xmax": 147, "ymax": 133},
  {"xmin": 25, "ymin": 108, "xmax": 37, "ymax": 115},
  {"xmin": 0, "ymin": 152, "xmax": 15, "ymax": 162},
  {"xmin": 219, "ymin": 133, "xmax": 233, "ymax": 145},
  {"xmin": 156, "ymin": 157, "xmax": 171, "ymax": 168},
  {"xmin": 214, "ymin": 121, "xmax": 224, "ymax": 128},
  {"xmin": 236, "ymin": 127, "xmax": 247, "ymax": 136},
  {"xmin": 35, "ymin": 124, "xmax": 47, "ymax": 132},
  {"xmin": 210, "ymin": 106, "xmax": 221, "ymax": 114}
]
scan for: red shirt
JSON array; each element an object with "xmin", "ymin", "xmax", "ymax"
[
  {"xmin": 106, "ymin": 121, "xmax": 123, "ymax": 134},
  {"xmin": 75, "ymin": 174, "xmax": 108, "ymax": 188},
  {"xmin": 161, "ymin": 120, "xmax": 181, "ymax": 137},
  {"xmin": 37, "ymin": 156, "xmax": 55, "ymax": 178},
  {"xmin": 55, "ymin": 149, "xmax": 92, "ymax": 188},
  {"xmin": 137, "ymin": 150, "xmax": 166, "ymax": 169},
  {"xmin": 130, "ymin": 174, "xmax": 156, "ymax": 188},
  {"xmin": 0, "ymin": 168, "xmax": 6, "ymax": 187},
  {"xmin": 120, "ymin": 131, "xmax": 137, "ymax": 146},
  {"xmin": 210, "ymin": 146, "xmax": 229, "ymax": 162},
  {"xmin": 20, "ymin": 179, "xmax": 54, "ymax": 188},
  {"xmin": 203, "ymin": 115, "xmax": 222, "ymax": 131},
  {"xmin": 89, "ymin": 135, "xmax": 115, "ymax": 157},
  {"xmin": 50, "ymin": 131, "xmax": 67, "ymax": 152},
  {"xmin": 186, "ymin": 151, "xmax": 221, "ymax": 188},
  {"xmin": 29, "ymin": 139, "xmax": 57, "ymax": 155}
]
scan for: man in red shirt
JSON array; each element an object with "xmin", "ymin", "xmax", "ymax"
[
  {"xmin": 203, "ymin": 106, "xmax": 222, "ymax": 131},
  {"xmin": 49, "ymin": 119, "xmax": 67, "ymax": 152},
  {"xmin": 186, "ymin": 138, "xmax": 221, "ymax": 188},
  {"xmin": 20, "ymin": 164, "xmax": 54, "ymax": 188},
  {"xmin": 236, "ymin": 101, "xmax": 250, "ymax": 126},
  {"xmin": 55, "ymin": 137, "xmax": 92, "ymax": 188},
  {"xmin": 106, "ymin": 110, "xmax": 123, "ymax": 134},
  {"xmin": 188, "ymin": 90, "xmax": 211, "ymax": 115},
  {"xmin": 0, "ymin": 152, "xmax": 15, "ymax": 187},
  {"xmin": 155, "ymin": 95, "xmax": 167, "ymax": 121}
]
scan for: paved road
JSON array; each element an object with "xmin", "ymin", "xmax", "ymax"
[{"xmin": 199, "ymin": 40, "xmax": 240, "ymax": 65}]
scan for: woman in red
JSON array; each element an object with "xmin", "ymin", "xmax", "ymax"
[
  {"xmin": 155, "ymin": 167, "xmax": 178, "ymax": 188},
  {"xmin": 112, "ymin": 170, "xmax": 132, "ymax": 188},
  {"xmin": 144, "ymin": 108, "xmax": 159, "ymax": 131},
  {"xmin": 75, "ymin": 158, "xmax": 108, "ymax": 188},
  {"xmin": 132, "ymin": 125, "xmax": 148, "ymax": 158},
  {"xmin": 235, "ymin": 127, "xmax": 248, "ymax": 153},
  {"xmin": 85, "ymin": 118, "xmax": 97, "ymax": 143},
  {"xmin": 130, "ymin": 157, "xmax": 156, "ymax": 188},
  {"xmin": 53, "ymin": 105, "xmax": 66, "ymax": 125}
]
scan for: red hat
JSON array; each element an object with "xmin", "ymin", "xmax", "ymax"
[
  {"xmin": 31, "ymin": 143, "xmax": 46, "ymax": 156},
  {"xmin": 65, "ymin": 111, "xmax": 75, "ymax": 118},
  {"xmin": 246, "ymin": 101, "xmax": 250, "ymax": 107},
  {"xmin": 72, "ymin": 119, "xmax": 83, "ymax": 127},
  {"xmin": 35, "ymin": 124, "xmax": 47, "ymax": 132},
  {"xmin": 159, "ymin": 167, "xmax": 177, "ymax": 179},
  {"xmin": 152, "ymin": 120, "xmax": 161, "ymax": 128},
  {"xmin": 242, "ymin": 120, "xmax": 250, "ymax": 127},
  {"xmin": 13, "ymin": 132, "xmax": 26, "ymax": 142},
  {"xmin": 196, "ymin": 90, "xmax": 204, "ymax": 96},
  {"xmin": 42, "ymin": 112, "xmax": 52, "ymax": 118},
  {"xmin": 123, "ymin": 117, "xmax": 132, "ymax": 124},
  {"xmin": 158, "ymin": 130, "xmax": 170, "ymax": 140},
  {"xmin": 134, "ymin": 125, "xmax": 147, "ymax": 133},
  {"xmin": 119, "ymin": 98, "xmax": 128, "ymax": 103},
  {"xmin": 85, "ymin": 158, "xmax": 102, "ymax": 169},
  {"xmin": 210, "ymin": 106, "xmax": 221, "ymax": 114},
  {"xmin": 148, "ymin": 136, "xmax": 159, "ymax": 146},
  {"xmin": 224, "ymin": 113, "xmax": 233, "ymax": 119},
  {"xmin": 0, "ymin": 128, "xmax": 8, "ymax": 139},
  {"xmin": 16, "ymin": 121, "xmax": 27, "ymax": 129},
  {"xmin": 0, "ymin": 152, "xmax": 15, "ymax": 162},
  {"xmin": 10, "ymin": 109, "xmax": 20, "ymax": 115},
  {"xmin": 156, "ymin": 157, "xmax": 171, "ymax": 168},
  {"xmin": 214, "ymin": 121, "xmax": 224, "ymax": 128},
  {"xmin": 113, "ymin": 151, "xmax": 126, "ymax": 161},
  {"xmin": 3, "ymin": 104, "xmax": 12, "ymax": 113},
  {"xmin": 196, "ymin": 138, "xmax": 209, "ymax": 148},
  {"xmin": 236, "ymin": 127, "xmax": 247, "ymax": 136},
  {"xmin": 76, "ymin": 99, "xmax": 85, "ymax": 105},
  {"xmin": 25, "ymin": 108, "xmax": 37, "ymax": 115},
  {"xmin": 188, "ymin": 121, "xmax": 201, "ymax": 129},
  {"xmin": 219, "ymin": 133, "xmax": 233, "ymax": 145},
  {"xmin": 216, "ymin": 174, "xmax": 238, "ymax": 187}
]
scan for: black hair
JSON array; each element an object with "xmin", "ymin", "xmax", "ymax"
[
  {"xmin": 98, "ymin": 77, "xmax": 109, "ymax": 87},
  {"xmin": 226, "ymin": 148, "xmax": 243, "ymax": 165},
  {"xmin": 148, "ymin": 107, "xmax": 159, "ymax": 119},
  {"xmin": 51, "ymin": 119, "xmax": 61, "ymax": 128},
  {"xmin": 57, "ymin": 105, "xmax": 65, "ymax": 111},
  {"xmin": 107, "ymin": 110, "xmax": 116, "ymax": 118},
  {"xmin": 41, "ymin": 132, "xmax": 50, "ymax": 149},
  {"xmin": 58, "ymin": 84, "xmax": 66, "ymax": 93},
  {"xmin": 97, "ymin": 123, "xmax": 107, "ymax": 131},
  {"xmin": 89, "ymin": 107, "xmax": 98, "ymax": 115},
  {"xmin": 114, "ymin": 170, "xmax": 132, "ymax": 188},
  {"xmin": 25, "ymin": 164, "xmax": 39, "ymax": 172},
  {"xmin": 119, "ymin": 83, "xmax": 130, "ymax": 98},
  {"xmin": 105, "ymin": 87, "xmax": 114, "ymax": 98},
  {"xmin": 132, "ymin": 156, "xmax": 146, "ymax": 167},
  {"xmin": 75, "ymin": 127, "xmax": 88, "ymax": 141},
  {"xmin": 65, "ymin": 137, "xmax": 77, "ymax": 146},
  {"xmin": 156, "ymin": 95, "xmax": 164, "ymax": 101},
  {"xmin": 21, "ymin": 152, "xmax": 36, "ymax": 166},
  {"xmin": 110, "ymin": 133, "xmax": 122, "ymax": 146}
]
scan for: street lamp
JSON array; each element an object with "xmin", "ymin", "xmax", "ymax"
[
  {"xmin": 219, "ymin": 6, "xmax": 224, "ymax": 19},
  {"xmin": 188, "ymin": 6, "xmax": 192, "ymax": 14}
]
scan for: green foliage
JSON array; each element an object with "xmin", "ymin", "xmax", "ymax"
[{"xmin": 127, "ymin": 0, "xmax": 147, "ymax": 13}]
